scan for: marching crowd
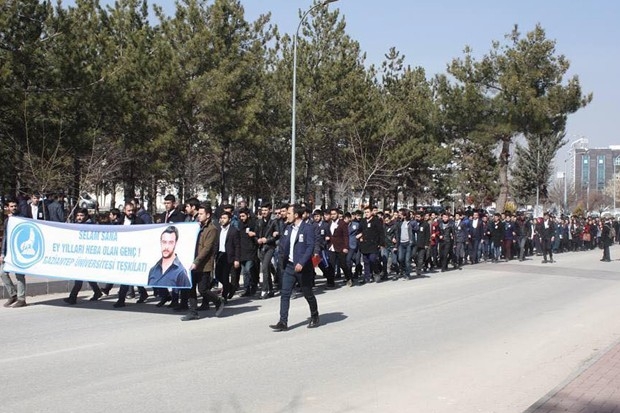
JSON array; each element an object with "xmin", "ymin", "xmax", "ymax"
[{"xmin": 1, "ymin": 192, "xmax": 618, "ymax": 328}]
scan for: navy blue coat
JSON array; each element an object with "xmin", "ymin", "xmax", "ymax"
[{"xmin": 279, "ymin": 221, "xmax": 316, "ymax": 274}]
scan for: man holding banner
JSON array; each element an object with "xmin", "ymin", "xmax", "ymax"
[
  {"xmin": 114, "ymin": 202, "xmax": 148, "ymax": 308},
  {"xmin": 1, "ymin": 198, "xmax": 27, "ymax": 308},
  {"xmin": 63, "ymin": 208, "xmax": 104, "ymax": 305}
]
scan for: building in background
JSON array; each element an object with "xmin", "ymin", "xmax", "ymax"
[{"xmin": 570, "ymin": 138, "xmax": 620, "ymax": 212}]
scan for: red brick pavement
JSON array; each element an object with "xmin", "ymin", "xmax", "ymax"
[{"xmin": 526, "ymin": 340, "xmax": 620, "ymax": 413}]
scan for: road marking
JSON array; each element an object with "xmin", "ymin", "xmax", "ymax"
[{"xmin": 0, "ymin": 343, "xmax": 104, "ymax": 364}]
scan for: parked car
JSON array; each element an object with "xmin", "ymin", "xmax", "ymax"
[{"xmin": 79, "ymin": 192, "xmax": 98, "ymax": 209}]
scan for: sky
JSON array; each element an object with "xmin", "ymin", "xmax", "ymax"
[{"xmin": 79, "ymin": 0, "xmax": 620, "ymax": 159}]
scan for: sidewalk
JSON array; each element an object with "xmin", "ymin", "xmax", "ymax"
[
  {"xmin": 0, "ymin": 275, "xmax": 71, "ymax": 299},
  {"xmin": 525, "ymin": 339, "xmax": 620, "ymax": 413}
]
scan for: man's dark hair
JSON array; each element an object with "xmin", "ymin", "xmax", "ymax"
[
  {"xmin": 363, "ymin": 206, "xmax": 371, "ymax": 212},
  {"xmin": 162, "ymin": 225, "xmax": 179, "ymax": 241},
  {"xmin": 279, "ymin": 203, "xmax": 290, "ymax": 210},
  {"xmin": 344, "ymin": 212, "xmax": 352, "ymax": 219},
  {"xmin": 110, "ymin": 208, "xmax": 120, "ymax": 217},
  {"xmin": 222, "ymin": 204, "xmax": 234, "ymax": 212},
  {"xmin": 124, "ymin": 202, "xmax": 134, "ymax": 210},
  {"xmin": 220, "ymin": 211, "xmax": 232, "ymax": 219},
  {"xmin": 292, "ymin": 204, "xmax": 305, "ymax": 219},
  {"xmin": 313, "ymin": 209, "xmax": 322, "ymax": 216},
  {"xmin": 239, "ymin": 207, "xmax": 250, "ymax": 215},
  {"xmin": 185, "ymin": 197, "xmax": 200, "ymax": 210},
  {"xmin": 199, "ymin": 203, "xmax": 213, "ymax": 214},
  {"xmin": 164, "ymin": 194, "xmax": 176, "ymax": 202},
  {"xmin": 329, "ymin": 208, "xmax": 339, "ymax": 214},
  {"xmin": 260, "ymin": 202, "xmax": 272, "ymax": 209},
  {"xmin": 77, "ymin": 208, "xmax": 89, "ymax": 217}
]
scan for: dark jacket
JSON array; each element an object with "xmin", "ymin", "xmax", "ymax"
[
  {"xmin": 438, "ymin": 220, "xmax": 455, "ymax": 244},
  {"xmin": 122, "ymin": 214, "xmax": 145, "ymax": 225},
  {"xmin": 159, "ymin": 209, "xmax": 185, "ymax": 224},
  {"xmin": 415, "ymin": 220, "xmax": 431, "ymax": 248},
  {"xmin": 359, "ymin": 215, "xmax": 384, "ymax": 254},
  {"xmin": 348, "ymin": 220, "xmax": 360, "ymax": 250},
  {"xmin": 329, "ymin": 219, "xmax": 349, "ymax": 252},
  {"xmin": 218, "ymin": 225, "xmax": 241, "ymax": 264},
  {"xmin": 454, "ymin": 219, "xmax": 468, "ymax": 243},
  {"xmin": 279, "ymin": 221, "xmax": 316, "ymax": 274},
  {"xmin": 257, "ymin": 216, "xmax": 279, "ymax": 250},
  {"xmin": 193, "ymin": 220, "xmax": 217, "ymax": 273},
  {"xmin": 488, "ymin": 220, "xmax": 505, "ymax": 244},
  {"xmin": 25, "ymin": 203, "xmax": 48, "ymax": 220},
  {"xmin": 47, "ymin": 200, "xmax": 65, "ymax": 223},
  {"xmin": 469, "ymin": 218, "xmax": 484, "ymax": 241},
  {"xmin": 238, "ymin": 218, "xmax": 258, "ymax": 262}
]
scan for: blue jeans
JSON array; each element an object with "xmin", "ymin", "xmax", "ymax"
[
  {"xmin": 491, "ymin": 241, "xmax": 502, "ymax": 261},
  {"xmin": 241, "ymin": 260, "xmax": 255, "ymax": 290},
  {"xmin": 362, "ymin": 253, "xmax": 379, "ymax": 281},
  {"xmin": 397, "ymin": 243, "xmax": 412, "ymax": 276},
  {"xmin": 278, "ymin": 262, "xmax": 318, "ymax": 325}
]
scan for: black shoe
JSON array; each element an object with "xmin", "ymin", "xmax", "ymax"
[
  {"xmin": 127, "ymin": 292, "xmax": 136, "ymax": 299},
  {"xmin": 240, "ymin": 290, "xmax": 252, "ymax": 297},
  {"xmin": 136, "ymin": 293, "xmax": 149, "ymax": 304},
  {"xmin": 89, "ymin": 291, "xmax": 103, "ymax": 301},
  {"xmin": 63, "ymin": 297, "xmax": 77, "ymax": 305},
  {"xmin": 215, "ymin": 300, "xmax": 225, "ymax": 317},
  {"xmin": 101, "ymin": 288, "xmax": 111, "ymax": 296},
  {"xmin": 227, "ymin": 290, "xmax": 235, "ymax": 300},
  {"xmin": 269, "ymin": 321, "xmax": 288, "ymax": 331},
  {"xmin": 11, "ymin": 299, "xmax": 27, "ymax": 308},
  {"xmin": 156, "ymin": 296, "xmax": 172, "ymax": 307},
  {"xmin": 542, "ymin": 259, "xmax": 548, "ymax": 263},
  {"xmin": 167, "ymin": 300, "xmax": 179, "ymax": 309},
  {"xmin": 308, "ymin": 316, "xmax": 320, "ymax": 329},
  {"xmin": 180, "ymin": 311, "xmax": 200, "ymax": 321},
  {"xmin": 197, "ymin": 302, "xmax": 210, "ymax": 311},
  {"xmin": 4, "ymin": 296, "xmax": 17, "ymax": 308},
  {"xmin": 113, "ymin": 301, "xmax": 125, "ymax": 308}
]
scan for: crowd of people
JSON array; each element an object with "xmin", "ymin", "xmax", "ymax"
[{"xmin": 1, "ymin": 192, "xmax": 617, "ymax": 328}]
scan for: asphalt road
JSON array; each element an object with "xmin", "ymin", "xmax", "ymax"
[{"xmin": 2, "ymin": 247, "xmax": 620, "ymax": 413}]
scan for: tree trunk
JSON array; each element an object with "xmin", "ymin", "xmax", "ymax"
[
  {"xmin": 496, "ymin": 136, "xmax": 511, "ymax": 213},
  {"xmin": 220, "ymin": 143, "xmax": 230, "ymax": 203}
]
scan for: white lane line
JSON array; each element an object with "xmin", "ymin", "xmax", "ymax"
[{"xmin": 0, "ymin": 343, "xmax": 105, "ymax": 364}]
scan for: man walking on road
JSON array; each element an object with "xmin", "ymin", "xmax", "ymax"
[
  {"xmin": 269, "ymin": 204, "xmax": 319, "ymax": 332},
  {"xmin": 1, "ymin": 198, "xmax": 27, "ymax": 308}
]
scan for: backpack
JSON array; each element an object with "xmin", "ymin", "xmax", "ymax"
[{"xmin": 608, "ymin": 225, "xmax": 616, "ymax": 241}]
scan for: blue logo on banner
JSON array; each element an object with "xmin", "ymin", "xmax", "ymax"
[{"xmin": 10, "ymin": 222, "xmax": 45, "ymax": 269}]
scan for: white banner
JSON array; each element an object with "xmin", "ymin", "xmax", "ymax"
[{"xmin": 3, "ymin": 217, "xmax": 200, "ymax": 288}]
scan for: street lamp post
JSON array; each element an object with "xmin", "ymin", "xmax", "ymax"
[
  {"xmin": 614, "ymin": 156, "xmax": 620, "ymax": 212},
  {"xmin": 290, "ymin": 0, "xmax": 339, "ymax": 204}
]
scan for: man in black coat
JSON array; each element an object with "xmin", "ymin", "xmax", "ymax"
[
  {"xmin": 256, "ymin": 202, "xmax": 279, "ymax": 298},
  {"xmin": 215, "ymin": 211, "xmax": 240, "ymax": 301},
  {"xmin": 114, "ymin": 203, "xmax": 148, "ymax": 307},
  {"xmin": 488, "ymin": 213, "xmax": 504, "ymax": 263},
  {"xmin": 356, "ymin": 206, "xmax": 384, "ymax": 284},
  {"xmin": 438, "ymin": 212, "xmax": 456, "ymax": 272},
  {"xmin": 238, "ymin": 208, "xmax": 258, "ymax": 297},
  {"xmin": 64, "ymin": 209, "xmax": 104, "ymax": 304},
  {"xmin": 538, "ymin": 212, "xmax": 556, "ymax": 263},
  {"xmin": 414, "ymin": 211, "xmax": 431, "ymax": 276},
  {"xmin": 25, "ymin": 193, "xmax": 48, "ymax": 221}
]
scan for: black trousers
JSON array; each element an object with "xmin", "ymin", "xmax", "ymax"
[
  {"xmin": 328, "ymin": 250, "xmax": 351, "ymax": 281},
  {"xmin": 69, "ymin": 281, "xmax": 102, "ymax": 299},
  {"xmin": 215, "ymin": 252, "xmax": 233, "ymax": 298},
  {"xmin": 439, "ymin": 241, "xmax": 453, "ymax": 270},
  {"xmin": 180, "ymin": 271, "xmax": 221, "ymax": 307},
  {"xmin": 117, "ymin": 285, "xmax": 147, "ymax": 302}
]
